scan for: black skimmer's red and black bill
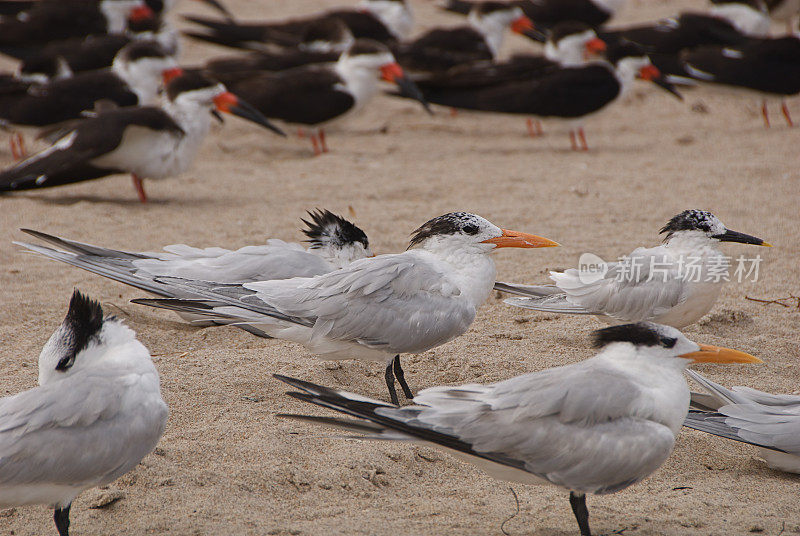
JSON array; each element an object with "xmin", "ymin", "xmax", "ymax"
[
  {"xmin": 184, "ymin": 0, "xmax": 413, "ymax": 51},
  {"xmin": 599, "ymin": 0, "xmax": 771, "ymax": 55},
  {"xmin": 0, "ymin": 0, "xmax": 155, "ymax": 52},
  {"xmin": 402, "ymin": 42, "xmax": 680, "ymax": 151},
  {"xmin": 681, "ymin": 33, "xmax": 800, "ymax": 127},
  {"xmin": 214, "ymin": 39, "xmax": 430, "ymax": 155},
  {"xmin": 0, "ymin": 41, "xmax": 179, "ymax": 129},
  {"xmin": 202, "ymin": 18, "xmax": 354, "ymax": 77},
  {"xmin": 393, "ymin": 2, "xmax": 534, "ymax": 74},
  {"xmin": 442, "ymin": 0, "xmax": 626, "ymax": 31},
  {"xmin": 0, "ymin": 71, "xmax": 284, "ymax": 203}
]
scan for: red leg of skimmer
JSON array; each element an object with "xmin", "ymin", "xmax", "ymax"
[
  {"xmin": 132, "ymin": 174, "xmax": 147, "ymax": 203},
  {"xmin": 762, "ymin": 100, "xmax": 770, "ymax": 128},
  {"xmin": 569, "ymin": 130, "xmax": 578, "ymax": 151},
  {"xmin": 578, "ymin": 127, "xmax": 589, "ymax": 151},
  {"xmin": 319, "ymin": 129, "xmax": 328, "ymax": 153},
  {"xmin": 781, "ymin": 100, "xmax": 794, "ymax": 127}
]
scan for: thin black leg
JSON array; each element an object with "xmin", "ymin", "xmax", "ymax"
[
  {"xmin": 569, "ymin": 492, "xmax": 591, "ymax": 536},
  {"xmin": 54, "ymin": 504, "xmax": 71, "ymax": 536},
  {"xmin": 385, "ymin": 361, "xmax": 399, "ymax": 405},
  {"xmin": 393, "ymin": 355, "xmax": 414, "ymax": 400}
]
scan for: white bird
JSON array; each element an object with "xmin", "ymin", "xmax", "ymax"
[
  {"xmin": 275, "ymin": 322, "xmax": 761, "ymax": 536},
  {"xmin": 499, "ymin": 209, "xmax": 771, "ymax": 328},
  {"xmin": 15, "ymin": 209, "xmax": 372, "ymax": 332},
  {"xmin": 0, "ymin": 290, "xmax": 168, "ymax": 536},
  {"xmin": 684, "ymin": 369, "xmax": 800, "ymax": 473},
  {"xmin": 132, "ymin": 212, "xmax": 560, "ymax": 404}
]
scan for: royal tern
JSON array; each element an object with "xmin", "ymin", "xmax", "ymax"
[
  {"xmin": 184, "ymin": 0, "xmax": 414, "ymax": 50},
  {"xmin": 500, "ymin": 209, "xmax": 771, "ymax": 328},
  {"xmin": 684, "ymin": 369, "xmax": 800, "ymax": 473},
  {"xmin": 0, "ymin": 71, "xmax": 284, "ymax": 202},
  {"xmin": 132, "ymin": 212, "xmax": 559, "ymax": 404},
  {"xmin": 275, "ymin": 322, "xmax": 760, "ymax": 536},
  {"xmin": 0, "ymin": 290, "xmax": 168, "ymax": 536},
  {"xmin": 16, "ymin": 208, "xmax": 372, "ymax": 297}
]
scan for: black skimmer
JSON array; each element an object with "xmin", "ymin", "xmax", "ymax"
[
  {"xmin": 680, "ymin": 33, "xmax": 800, "ymax": 127},
  {"xmin": 408, "ymin": 21, "xmax": 607, "ymax": 136},
  {"xmin": 402, "ymin": 42, "xmax": 680, "ymax": 150},
  {"xmin": 184, "ymin": 0, "xmax": 414, "ymax": 51},
  {"xmin": 0, "ymin": 0, "xmax": 155, "ymax": 52},
  {"xmin": 599, "ymin": 0, "xmax": 771, "ymax": 56},
  {"xmin": 214, "ymin": 39, "xmax": 430, "ymax": 155},
  {"xmin": 0, "ymin": 71, "xmax": 285, "ymax": 202},
  {"xmin": 0, "ymin": 41, "xmax": 179, "ymax": 129},
  {"xmin": 203, "ymin": 18, "xmax": 354, "ymax": 77},
  {"xmin": 392, "ymin": 1, "xmax": 535, "ymax": 74},
  {"xmin": 442, "ymin": 0, "xmax": 626, "ymax": 30}
]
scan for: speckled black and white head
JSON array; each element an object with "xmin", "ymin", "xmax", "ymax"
[
  {"xmin": 299, "ymin": 18, "xmax": 355, "ymax": 53},
  {"xmin": 408, "ymin": 212, "xmax": 559, "ymax": 253},
  {"xmin": 358, "ymin": 0, "xmax": 414, "ymax": 40},
  {"xmin": 544, "ymin": 22, "xmax": 606, "ymax": 66},
  {"xmin": 592, "ymin": 322, "xmax": 760, "ymax": 364},
  {"xmin": 659, "ymin": 210, "xmax": 770, "ymax": 246},
  {"xmin": 301, "ymin": 209, "xmax": 373, "ymax": 267},
  {"xmin": 37, "ymin": 290, "xmax": 128, "ymax": 385}
]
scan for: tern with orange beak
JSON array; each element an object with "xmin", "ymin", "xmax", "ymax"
[
  {"xmin": 0, "ymin": 71, "xmax": 284, "ymax": 202},
  {"xmin": 275, "ymin": 322, "xmax": 761, "ymax": 536},
  {"xmin": 212, "ymin": 39, "xmax": 430, "ymax": 155},
  {"xmin": 131, "ymin": 212, "xmax": 559, "ymax": 404}
]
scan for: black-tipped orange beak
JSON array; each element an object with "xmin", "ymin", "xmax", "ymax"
[
  {"xmin": 481, "ymin": 230, "xmax": 560, "ymax": 249},
  {"xmin": 681, "ymin": 343, "xmax": 762, "ymax": 364},
  {"xmin": 382, "ymin": 62, "xmax": 433, "ymax": 115},
  {"xmin": 191, "ymin": 0, "xmax": 234, "ymax": 19},
  {"xmin": 213, "ymin": 92, "xmax": 286, "ymax": 137},
  {"xmin": 162, "ymin": 67, "xmax": 184, "ymax": 85},
  {"xmin": 511, "ymin": 15, "xmax": 535, "ymax": 34},
  {"xmin": 129, "ymin": 4, "xmax": 155, "ymax": 22}
]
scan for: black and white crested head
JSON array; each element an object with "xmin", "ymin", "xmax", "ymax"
[
  {"xmin": 301, "ymin": 209, "xmax": 370, "ymax": 251},
  {"xmin": 659, "ymin": 210, "xmax": 725, "ymax": 241},
  {"xmin": 592, "ymin": 322, "xmax": 683, "ymax": 350},
  {"xmin": 300, "ymin": 18, "xmax": 355, "ymax": 52},
  {"xmin": 40, "ymin": 290, "xmax": 106, "ymax": 376},
  {"xmin": 408, "ymin": 212, "xmax": 500, "ymax": 248}
]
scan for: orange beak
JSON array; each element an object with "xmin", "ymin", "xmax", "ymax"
[
  {"xmin": 511, "ymin": 15, "xmax": 535, "ymax": 34},
  {"xmin": 638, "ymin": 64, "xmax": 660, "ymax": 81},
  {"xmin": 681, "ymin": 343, "xmax": 762, "ymax": 364},
  {"xmin": 162, "ymin": 67, "xmax": 184, "ymax": 85},
  {"xmin": 585, "ymin": 37, "xmax": 606, "ymax": 55},
  {"xmin": 481, "ymin": 229, "xmax": 560, "ymax": 249},
  {"xmin": 380, "ymin": 62, "xmax": 405, "ymax": 83},
  {"xmin": 129, "ymin": 4, "xmax": 155, "ymax": 22}
]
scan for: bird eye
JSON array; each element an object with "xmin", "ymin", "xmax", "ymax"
[
  {"xmin": 660, "ymin": 337, "xmax": 677, "ymax": 348},
  {"xmin": 463, "ymin": 224, "xmax": 479, "ymax": 235}
]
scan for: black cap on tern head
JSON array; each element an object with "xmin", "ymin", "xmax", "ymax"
[
  {"xmin": 409, "ymin": 212, "xmax": 488, "ymax": 248},
  {"xmin": 592, "ymin": 322, "xmax": 678, "ymax": 349},
  {"xmin": 660, "ymin": 209, "xmax": 769, "ymax": 246},
  {"xmin": 301, "ymin": 209, "xmax": 370, "ymax": 250},
  {"xmin": 56, "ymin": 289, "xmax": 106, "ymax": 371}
]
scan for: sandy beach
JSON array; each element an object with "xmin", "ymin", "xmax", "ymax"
[{"xmin": 1, "ymin": 0, "xmax": 799, "ymax": 534}]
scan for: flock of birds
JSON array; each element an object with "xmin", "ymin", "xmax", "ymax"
[
  {"xmin": 0, "ymin": 0, "xmax": 797, "ymax": 535},
  {"xmin": 0, "ymin": 0, "xmax": 795, "ymax": 201}
]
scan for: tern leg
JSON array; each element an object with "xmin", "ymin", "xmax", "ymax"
[
  {"xmin": 53, "ymin": 504, "xmax": 71, "ymax": 536},
  {"xmin": 569, "ymin": 492, "xmax": 591, "ymax": 536},
  {"xmin": 577, "ymin": 127, "xmax": 589, "ymax": 151},
  {"xmin": 132, "ymin": 174, "xmax": 147, "ymax": 203},
  {"xmin": 393, "ymin": 355, "xmax": 414, "ymax": 400},
  {"xmin": 761, "ymin": 100, "xmax": 770, "ymax": 128},
  {"xmin": 781, "ymin": 100, "xmax": 794, "ymax": 127},
  {"xmin": 319, "ymin": 128, "xmax": 329, "ymax": 153},
  {"xmin": 385, "ymin": 361, "xmax": 400, "ymax": 405}
]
